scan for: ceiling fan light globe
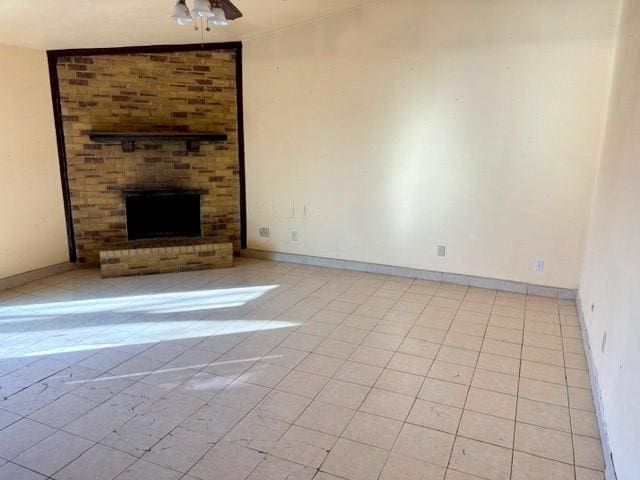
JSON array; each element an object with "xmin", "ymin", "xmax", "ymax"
[
  {"xmin": 207, "ymin": 16, "xmax": 229, "ymax": 27},
  {"xmin": 171, "ymin": 0, "xmax": 191, "ymax": 18},
  {"xmin": 177, "ymin": 17, "xmax": 193, "ymax": 25},
  {"xmin": 211, "ymin": 7, "xmax": 227, "ymax": 19},
  {"xmin": 193, "ymin": 0, "xmax": 215, "ymax": 17},
  {"xmin": 171, "ymin": 0, "xmax": 193, "ymax": 22}
]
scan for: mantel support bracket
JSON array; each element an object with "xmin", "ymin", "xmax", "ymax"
[
  {"xmin": 122, "ymin": 140, "xmax": 136, "ymax": 153},
  {"xmin": 186, "ymin": 140, "xmax": 201, "ymax": 153}
]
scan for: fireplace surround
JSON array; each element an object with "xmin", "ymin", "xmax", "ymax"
[{"xmin": 47, "ymin": 43, "xmax": 245, "ymax": 265}]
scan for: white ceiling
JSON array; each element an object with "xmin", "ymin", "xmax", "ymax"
[{"xmin": 0, "ymin": 0, "xmax": 379, "ymax": 51}]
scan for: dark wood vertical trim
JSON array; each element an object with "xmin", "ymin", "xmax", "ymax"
[
  {"xmin": 47, "ymin": 52, "xmax": 77, "ymax": 262},
  {"xmin": 235, "ymin": 44, "xmax": 248, "ymax": 250}
]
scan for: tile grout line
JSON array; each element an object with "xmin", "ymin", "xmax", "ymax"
[
  {"xmin": 311, "ymin": 277, "xmax": 427, "ymax": 478},
  {"xmin": 241, "ymin": 272, "xmax": 352, "ymax": 480},
  {"xmin": 443, "ymin": 284, "xmax": 499, "ymax": 477},
  {"xmin": 371, "ymin": 279, "xmax": 448, "ymax": 480},
  {"xmin": 561, "ymin": 313, "xmax": 579, "ymax": 480},
  {"xmin": 177, "ymin": 266, "xmax": 365, "ymax": 478},
  {"xmin": 508, "ymin": 293, "xmax": 528, "ymax": 479},
  {"xmin": 0, "ymin": 330, "xmax": 175, "ymax": 477},
  {"xmin": 36, "ymin": 272, "xmax": 273, "ymax": 479}
]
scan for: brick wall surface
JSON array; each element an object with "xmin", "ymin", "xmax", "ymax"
[{"xmin": 56, "ymin": 50, "xmax": 240, "ymax": 265}]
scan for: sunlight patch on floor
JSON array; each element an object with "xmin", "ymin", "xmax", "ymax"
[{"xmin": 0, "ymin": 285, "xmax": 279, "ymax": 318}]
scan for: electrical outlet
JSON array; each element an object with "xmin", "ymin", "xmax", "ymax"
[
  {"xmin": 437, "ymin": 245, "xmax": 446, "ymax": 257},
  {"xmin": 291, "ymin": 230, "xmax": 299, "ymax": 242},
  {"xmin": 258, "ymin": 227, "xmax": 270, "ymax": 238},
  {"xmin": 534, "ymin": 259, "xmax": 544, "ymax": 273}
]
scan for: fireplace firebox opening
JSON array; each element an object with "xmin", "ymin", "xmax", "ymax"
[{"xmin": 125, "ymin": 189, "xmax": 203, "ymax": 241}]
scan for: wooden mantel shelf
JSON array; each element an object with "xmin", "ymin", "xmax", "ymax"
[{"xmin": 89, "ymin": 132, "xmax": 228, "ymax": 153}]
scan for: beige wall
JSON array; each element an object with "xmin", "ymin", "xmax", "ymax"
[
  {"xmin": 579, "ymin": 0, "xmax": 639, "ymax": 477},
  {"xmin": 244, "ymin": 0, "xmax": 619, "ymax": 289},
  {"xmin": 0, "ymin": 44, "xmax": 68, "ymax": 279}
]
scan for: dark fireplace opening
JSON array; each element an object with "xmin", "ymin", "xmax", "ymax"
[{"xmin": 125, "ymin": 190, "xmax": 202, "ymax": 240}]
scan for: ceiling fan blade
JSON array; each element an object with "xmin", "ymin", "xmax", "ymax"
[{"xmin": 219, "ymin": 0, "xmax": 243, "ymax": 20}]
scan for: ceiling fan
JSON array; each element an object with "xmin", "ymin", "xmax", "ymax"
[{"xmin": 171, "ymin": 0, "xmax": 242, "ymax": 29}]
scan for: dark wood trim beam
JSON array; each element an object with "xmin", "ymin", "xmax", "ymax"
[
  {"xmin": 235, "ymin": 44, "xmax": 247, "ymax": 250},
  {"xmin": 47, "ymin": 41, "xmax": 243, "ymax": 59},
  {"xmin": 47, "ymin": 52, "xmax": 77, "ymax": 262}
]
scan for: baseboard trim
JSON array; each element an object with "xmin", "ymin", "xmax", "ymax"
[
  {"xmin": 576, "ymin": 293, "xmax": 617, "ymax": 480},
  {"xmin": 241, "ymin": 249, "xmax": 577, "ymax": 299},
  {"xmin": 0, "ymin": 262, "xmax": 77, "ymax": 292}
]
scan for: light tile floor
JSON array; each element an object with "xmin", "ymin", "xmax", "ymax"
[{"xmin": 0, "ymin": 258, "xmax": 605, "ymax": 480}]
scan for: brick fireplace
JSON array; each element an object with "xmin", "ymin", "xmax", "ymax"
[{"xmin": 50, "ymin": 45, "xmax": 243, "ymax": 266}]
